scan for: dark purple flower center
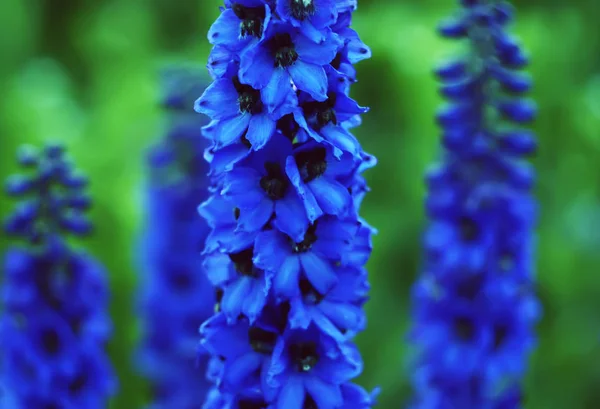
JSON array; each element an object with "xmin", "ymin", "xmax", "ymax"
[
  {"xmin": 269, "ymin": 33, "xmax": 299, "ymax": 68},
  {"xmin": 232, "ymin": 4, "xmax": 266, "ymax": 38},
  {"xmin": 300, "ymin": 278, "xmax": 324, "ymax": 305},
  {"xmin": 290, "ymin": 0, "xmax": 316, "ymax": 21},
  {"xmin": 493, "ymin": 324, "xmax": 508, "ymax": 350},
  {"xmin": 248, "ymin": 326, "xmax": 278, "ymax": 354},
  {"xmin": 68, "ymin": 372, "xmax": 88, "ymax": 395},
  {"xmin": 277, "ymin": 113, "xmax": 301, "ymax": 142},
  {"xmin": 455, "ymin": 273, "xmax": 484, "ymax": 300},
  {"xmin": 331, "ymin": 52, "xmax": 343, "ymax": 70},
  {"xmin": 233, "ymin": 76, "xmax": 263, "ymax": 114},
  {"xmin": 292, "ymin": 223, "xmax": 318, "ymax": 253},
  {"xmin": 239, "ymin": 398, "xmax": 269, "ymax": 409},
  {"xmin": 260, "ymin": 162, "xmax": 289, "ymax": 200},
  {"xmin": 303, "ymin": 394, "xmax": 318, "ymax": 409},
  {"xmin": 294, "ymin": 147, "xmax": 327, "ymax": 183},
  {"xmin": 458, "ymin": 215, "xmax": 479, "ymax": 242},
  {"xmin": 290, "ymin": 341, "xmax": 319, "ymax": 372},
  {"xmin": 453, "ymin": 315, "xmax": 475, "ymax": 342},
  {"xmin": 41, "ymin": 328, "xmax": 61, "ymax": 356},
  {"xmin": 169, "ymin": 268, "xmax": 193, "ymax": 292},
  {"xmin": 229, "ymin": 248, "xmax": 259, "ymax": 277},
  {"xmin": 303, "ymin": 92, "xmax": 338, "ymax": 129}
]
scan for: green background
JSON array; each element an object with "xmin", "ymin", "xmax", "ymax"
[{"xmin": 1, "ymin": 0, "xmax": 599, "ymax": 408}]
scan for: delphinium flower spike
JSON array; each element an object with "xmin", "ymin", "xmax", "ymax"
[
  {"xmin": 195, "ymin": 1, "xmax": 378, "ymax": 409},
  {"xmin": 0, "ymin": 144, "xmax": 115, "ymax": 408},
  {"xmin": 409, "ymin": 1, "xmax": 540, "ymax": 407},
  {"xmin": 136, "ymin": 68, "xmax": 215, "ymax": 409}
]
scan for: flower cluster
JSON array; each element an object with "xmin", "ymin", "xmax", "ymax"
[
  {"xmin": 195, "ymin": 1, "xmax": 377, "ymax": 408},
  {"xmin": 0, "ymin": 144, "xmax": 115, "ymax": 408},
  {"xmin": 136, "ymin": 69, "xmax": 215, "ymax": 408},
  {"xmin": 409, "ymin": 1, "xmax": 540, "ymax": 407}
]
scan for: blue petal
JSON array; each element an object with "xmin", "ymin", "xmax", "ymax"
[
  {"xmin": 247, "ymin": 112, "xmax": 276, "ymax": 150},
  {"xmin": 210, "ymin": 142, "xmax": 250, "ymax": 174},
  {"xmin": 200, "ymin": 314, "xmax": 249, "ymax": 358},
  {"xmin": 295, "ymin": 31, "xmax": 341, "ymax": 65},
  {"xmin": 208, "ymin": 9, "xmax": 249, "ymax": 50},
  {"xmin": 243, "ymin": 275, "xmax": 271, "ymax": 322},
  {"xmin": 273, "ymin": 192, "xmax": 309, "ymax": 242},
  {"xmin": 203, "ymin": 252, "xmax": 235, "ymax": 286},
  {"xmin": 288, "ymin": 298, "xmax": 312, "ymax": 329},
  {"xmin": 304, "ymin": 377, "xmax": 342, "ymax": 409},
  {"xmin": 237, "ymin": 197, "xmax": 274, "ymax": 232},
  {"xmin": 345, "ymin": 29, "xmax": 371, "ymax": 64},
  {"xmin": 308, "ymin": 177, "xmax": 352, "ymax": 216},
  {"xmin": 276, "ymin": 375, "xmax": 305, "ymax": 409},
  {"xmin": 218, "ymin": 113, "xmax": 252, "ymax": 147},
  {"xmin": 222, "ymin": 168, "xmax": 264, "ymax": 208},
  {"xmin": 222, "ymin": 277, "xmax": 253, "ymax": 322},
  {"xmin": 300, "ymin": 252, "xmax": 338, "ymax": 294},
  {"xmin": 285, "ymin": 156, "xmax": 324, "ymax": 222},
  {"xmin": 320, "ymin": 300, "xmax": 364, "ymax": 333},
  {"xmin": 207, "ymin": 45, "xmax": 236, "ymax": 79},
  {"xmin": 254, "ymin": 230, "xmax": 291, "ymax": 270},
  {"xmin": 273, "ymin": 255, "xmax": 302, "ymax": 298},
  {"xmin": 311, "ymin": 0, "xmax": 338, "ymax": 28},
  {"xmin": 319, "ymin": 124, "xmax": 359, "ymax": 157},
  {"xmin": 223, "ymin": 351, "xmax": 263, "ymax": 389},
  {"xmin": 262, "ymin": 69, "xmax": 293, "ymax": 113},
  {"xmin": 195, "ymin": 78, "xmax": 240, "ymax": 119},
  {"xmin": 288, "ymin": 61, "xmax": 328, "ymax": 101},
  {"xmin": 240, "ymin": 44, "xmax": 275, "ymax": 89}
]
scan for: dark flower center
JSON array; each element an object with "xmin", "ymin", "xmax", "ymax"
[
  {"xmin": 290, "ymin": 0, "xmax": 316, "ymax": 21},
  {"xmin": 41, "ymin": 328, "xmax": 61, "ymax": 356},
  {"xmin": 294, "ymin": 147, "xmax": 327, "ymax": 183},
  {"xmin": 493, "ymin": 324, "xmax": 508, "ymax": 350},
  {"xmin": 215, "ymin": 288, "xmax": 224, "ymax": 312},
  {"xmin": 331, "ymin": 52, "xmax": 343, "ymax": 70},
  {"xmin": 248, "ymin": 326, "xmax": 278, "ymax": 355},
  {"xmin": 303, "ymin": 394, "xmax": 318, "ymax": 409},
  {"xmin": 43, "ymin": 403, "xmax": 60, "ymax": 409},
  {"xmin": 68, "ymin": 372, "xmax": 88, "ymax": 395},
  {"xmin": 453, "ymin": 316, "xmax": 475, "ymax": 342},
  {"xmin": 290, "ymin": 341, "xmax": 319, "ymax": 372},
  {"xmin": 232, "ymin": 4, "xmax": 266, "ymax": 38},
  {"xmin": 455, "ymin": 273, "xmax": 483, "ymax": 300},
  {"xmin": 300, "ymin": 278, "xmax": 324, "ymax": 305},
  {"xmin": 292, "ymin": 223, "xmax": 318, "ymax": 253},
  {"xmin": 277, "ymin": 113, "xmax": 300, "ymax": 142},
  {"xmin": 269, "ymin": 33, "xmax": 299, "ymax": 68},
  {"xmin": 169, "ymin": 269, "xmax": 192, "ymax": 292},
  {"xmin": 229, "ymin": 248, "xmax": 259, "ymax": 277},
  {"xmin": 260, "ymin": 162, "xmax": 288, "ymax": 200},
  {"xmin": 233, "ymin": 76, "xmax": 263, "ymax": 115},
  {"xmin": 458, "ymin": 216, "xmax": 479, "ymax": 242},
  {"xmin": 303, "ymin": 93, "xmax": 338, "ymax": 129},
  {"xmin": 239, "ymin": 398, "xmax": 269, "ymax": 409}
]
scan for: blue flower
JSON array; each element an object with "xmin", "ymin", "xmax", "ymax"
[
  {"xmin": 209, "ymin": 2, "xmax": 272, "ymax": 51},
  {"xmin": 263, "ymin": 325, "xmax": 363, "ymax": 409},
  {"xmin": 196, "ymin": 1, "xmax": 374, "ymax": 408},
  {"xmin": 253, "ymin": 216, "xmax": 358, "ymax": 298},
  {"xmin": 221, "ymin": 134, "xmax": 309, "ymax": 240},
  {"xmin": 409, "ymin": 1, "xmax": 540, "ymax": 407},
  {"xmin": 0, "ymin": 144, "xmax": 115, "ymax": 408},
  {"xmin": 136, "ymin": 69, "xmax": 215, "ymax": 408},
  {"xmin": 275, "ymin": 0, "xmax": 338, "ymax": 42},
  {"xmin": 238, "ymin": 22, "xmax": 342, "ymax": 105},
  {"xmin": 196, "ymin": 66, "xmax": 296, "ymax": 151}
]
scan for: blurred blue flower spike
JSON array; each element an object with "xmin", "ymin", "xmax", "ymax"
[
  {"xmin": 0, "ymin": 144, "xmax": 116, "ymax": 409},
  {"xmin": 409, "ymin": 1, "xmax": 540, "ymax": 408},
  {"xmin": 136, "ymin": 67, "xmax": 216, "ymax": 409},
  {"xmin": 195, "ymin": 1, "xmax": 377, "ymax": 408}
]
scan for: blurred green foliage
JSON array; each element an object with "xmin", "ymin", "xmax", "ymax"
[{"xmin": 1, "ymin": 1, "xmax": 599, "ymax": 408}]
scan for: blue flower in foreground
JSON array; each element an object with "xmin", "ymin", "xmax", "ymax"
[
  {"xmin": 136, "ymin": 69, "xmax": 215, "ymax": 409},
  {"xmin": 196, "ymin": 1, "xmax": 376, "ymax": 409},
  {"xmin": 409, "ymin": 1, "xmax": 540, "ymax": 408},
  {"xmin": 0, "ymin": 144, "xmax": 115, "ymax": 408}
]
